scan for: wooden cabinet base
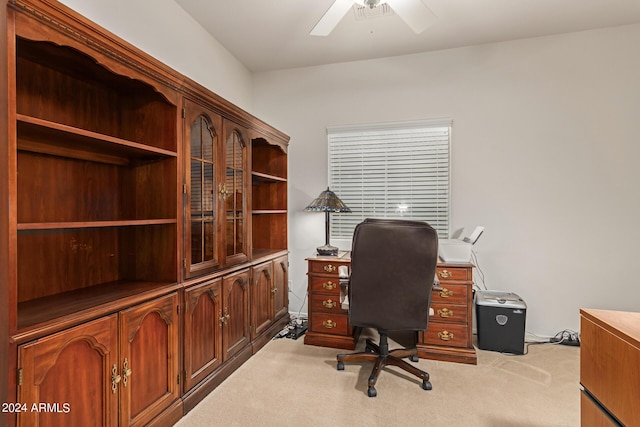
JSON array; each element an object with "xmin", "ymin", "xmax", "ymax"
[
  {"xmin": 304, "ymin": 328, "xmax": 361, "ymax": 350},
  {"xmin": 251, "ymin": 314, "xmax": 290, "ymax": 354},
  {"xmin": 182, "ymin": 345, "xmax": 253, "ymax": 414},
  {"xmin": 145, "ymin": 400, "xmax": 184, "ymax": 427},
  {"xmin": 417, "ymin": 343, "xmax": 477, "ymax": 365}
]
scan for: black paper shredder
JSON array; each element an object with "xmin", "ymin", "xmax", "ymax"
[{"xmin": 475, "ymin": 291, "xmax": 527, "ymax": 354}]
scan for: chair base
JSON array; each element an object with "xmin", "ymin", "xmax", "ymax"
[{"xmin": 336, "ymin": 333, "xmax": 432, "ymax": 397}]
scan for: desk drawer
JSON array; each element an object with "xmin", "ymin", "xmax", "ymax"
[
  {"xmin": 309, "ymin": 276, "xmax": 341, "ymax": 295},
  {"xmin": 310, "ymin": 313, "xmax": 349, "ymax": 336},
  {"xmin": 432, "ymin": 283, "xmax": 467, "ymax": 305},
  {"xmin": 437, "ymin": 267, "xmax": 471, "ymax": 282},
  {"xmin": 580, "ymin": 391, "xmax": 618, "ymax": 427},
  {"xmin": 309, "ymin": 261, "xmax": 346, "ymax": 275},
  {"xmin": 431, "ymin": 302, "xmax": 468, "ymax": 324},
  {"xmin": 310, "ymin": 294, "xmax": 345, "ymax": 314},
  {"xmin": 422, "ymin": 322, "xmax": 469, "ymax": 348}
]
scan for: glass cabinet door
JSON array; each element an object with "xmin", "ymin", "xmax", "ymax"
[
  {"xmin": 223, "ymin": 120, "xmax": 248, "ymax": 265},
  {"xmin": 184, "ymin": 99, "xmax": 222, "ymax": 277}
]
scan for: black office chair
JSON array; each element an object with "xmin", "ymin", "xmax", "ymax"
[{"xmin": 336, "ymin": 218, "xmax": 438, "ymax": 397}]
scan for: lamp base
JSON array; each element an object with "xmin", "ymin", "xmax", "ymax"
[{"xmin": 316, "ymin": 244, "xmax": 339, "ymax": 256}]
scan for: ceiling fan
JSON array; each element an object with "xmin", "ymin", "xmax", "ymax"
[{"xmin": 311, "ymin": 0, "xmax": 437, "ymax": 36}]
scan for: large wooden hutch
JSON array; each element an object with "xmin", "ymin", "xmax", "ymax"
[{"xmin": 0, "ymin": 1, "xmax": 290, "ymax": 425}]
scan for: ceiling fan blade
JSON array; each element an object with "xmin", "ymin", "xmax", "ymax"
[
  {"xmin": 386, "ymin": 0, "xmax": 437, "ymax": 34},
  {"xmin": 310, "ymin": 0, "xmax": 355, "ymax": 36}
]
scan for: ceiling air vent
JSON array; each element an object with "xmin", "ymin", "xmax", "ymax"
[{"xmin": 353, "ymin": 4, "xmax": 394, "ymax": 21}]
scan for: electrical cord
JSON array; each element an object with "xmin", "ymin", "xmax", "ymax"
[
  {"xmin": 520, "ymin": 340, "xmax": 548, "ymax": 355},
  {"xmin": 489, "ymin": 330, "xmax": 580, "ymax": 356},
  {"xmin": 295, "ymin": 291, "xmax": 308, "ymax": 321},
  {"xmin": 286, "ymin": 285, "xmax": 308, "ymax": 321},
  {"xmin": 470, "ymin": 248, "xmax": 487, "ymax": 290}
]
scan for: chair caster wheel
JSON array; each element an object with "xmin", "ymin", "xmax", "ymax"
[
  {"xmin": 367, "ymin": 386, "xmax": 377, "ymax": 397},
  {"xmin": 410, "ymin": 355, "xmax": 419, "ymax": 362},
  {"xmin": 337, "ymin": 361, "xmax": 344, "ymax": 371},
  {"xmin": 422, "ymin": 380, "xmax": 432, "ymax": 391}
]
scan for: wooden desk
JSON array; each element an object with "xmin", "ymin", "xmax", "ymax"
[
  {"xmin": 304, "ymin": 253, "xmax": 477, "ymax": 365},
  {"xmin": 580, "ymin": 309, "xmax": 640, "ymax": 426},
  {"xmin": 304, "ymin": 253, "xmax": 358, "ymax": 350}
]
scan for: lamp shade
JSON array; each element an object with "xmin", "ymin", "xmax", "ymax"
[
  {"xmin": 304, "ymin": 188, "xmax": 350, "ymax": 256},
  {"xmin": 304, "ymin": 188, "xmax": 351, "ymax": 213}
]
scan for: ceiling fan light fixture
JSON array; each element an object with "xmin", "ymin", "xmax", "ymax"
[
  {"xmin": 354, "ymin": 0, "xmax": 387, "ymax": 9},
  {"xmin": 312, "ymin": 0, "xmax": 434, "ymax": 36}
]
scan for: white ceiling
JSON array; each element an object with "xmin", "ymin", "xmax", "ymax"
[{"xmin": 174, "ymin": 0, "xmax": 640, "ymax": 72}]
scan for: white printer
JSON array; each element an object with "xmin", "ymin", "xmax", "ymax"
[{"xmin": 438, "ymin": 226, "xmax": 484, "ymax": 263}]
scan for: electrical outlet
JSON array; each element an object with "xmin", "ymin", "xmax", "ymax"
[{"xmin": 550, "ymin": 330, "xmax": 580, "ymax": 346}]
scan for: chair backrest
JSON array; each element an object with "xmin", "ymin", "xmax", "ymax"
[{"xmin": 348, "ymin": 218, "xmax": 439, "ymax": 332}]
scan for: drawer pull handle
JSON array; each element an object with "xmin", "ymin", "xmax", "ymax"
[
  {"xmin": 438, "ymin": 331, "xmax": 454, "ymax": 341},
  {"xmin": 323, "ymin": 299, "xmax": 336, "ymax": 309},
  {"xmin": 122, "ymin": 358, "xmax": 132, "ymax": 388},
  {"xmin": 111, "ymin": 365, "xmax": 121, "ymax": 394},
  {"xmin": 323, "ymin": 264, "xmax": 337, "ymax": 273},
  {"xmin": 322, "ymin": 281, "xmax": 336, "ymax": 290},
  {"xmin": 323, "ymin": 320, "xmax": 336, "ymax": 329},
  {"xmin": 439, "ymin": 288, "xmax": 454, "ymax": 298},
  {"xmin": 438, "ymin": 308, "xmax": 453, "ymax": 318},
  {"xmin": 438, "ymin": 269, "xmax": 452, "ymax": 279},
  {"xmin": 219, "ymin": 308, "xmax": 230, "ymax": 325}
]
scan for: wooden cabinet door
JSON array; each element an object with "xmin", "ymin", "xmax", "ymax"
[
  {"xmin": 222, "ymin": 269, "xmax": 250, "ymax": 361},
  {"xmin": 119, "ymin": 293, "xmax": 179, "ymax": 427},
  {"xmin": 251, "ymin": 262, "xmax": 274, "ymax": 339},
  {"xmin": 221, "ymin": 119, "xmax": 249, "ymax": 267},
  {"xmin": 17, "ymin": 315, "xmax": 119, "ymax": 427},
  {"xmin": 272, "ymin": 255, "xmax": 289, "ymax": 321},
  {"xmin": 183, "ymin": 278, "xmax": 223, "ymax": 392},
  {"xmin": 183, "ymin": 98, "xmax": 223, "ymax": 278}
]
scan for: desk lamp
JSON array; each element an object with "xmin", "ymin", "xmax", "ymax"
[{"xmin": 304, "ymin": 187, "xmax": 351, "ymax": 256}]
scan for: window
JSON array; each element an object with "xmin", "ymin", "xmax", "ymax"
[{"xmin": 328, "ymin": 119, "xmax": 451, "ymax": 239}]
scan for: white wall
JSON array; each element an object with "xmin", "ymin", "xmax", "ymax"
[
  {"xmin": 252, "ymin": 23, "xmax": 640, "ymax": 337},
  {"xmin": 52, "ymin": 0, "xmax": 640, "ymax": 336},
  {"xmin": 58, "ymin": 0, "xmax": 253, "ymax": 110}
]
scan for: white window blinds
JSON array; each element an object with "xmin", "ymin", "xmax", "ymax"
[{"xmin": 328, "ymin": 119, "xmax": 451, "ymax": 239}]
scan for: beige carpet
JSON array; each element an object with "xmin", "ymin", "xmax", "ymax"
[{"xmin": 175, "ymin": 331, "xmax": 580, "ymax": 427}]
